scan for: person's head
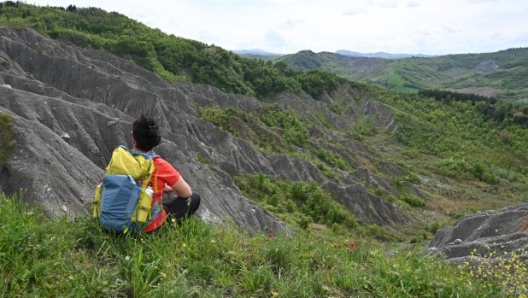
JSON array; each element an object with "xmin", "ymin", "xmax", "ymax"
[{"xmin": 132, "ymin": 114, "xmax": 161, "ymax": 152}]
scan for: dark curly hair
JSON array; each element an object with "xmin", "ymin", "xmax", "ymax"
[{"xmin": 132, "ymin": 114, "xmax": 161, "ymax": 152}]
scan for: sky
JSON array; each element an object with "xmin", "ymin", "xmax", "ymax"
[{"xmin": 27, "ymin": 0, "xmax": 528, "ymax": 55}]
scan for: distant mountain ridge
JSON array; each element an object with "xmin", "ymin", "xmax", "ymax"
[
  {"xmin": 236, "ymin": 47, "xmax": 528, "ymax": 101},
  {"xmin": 336, "ymin": 50, "xmax": 432, "ymax": 59},
  {"xmin": 232, "ymin": 49, "xmax": 281, "ymax": 56},
  {"xmin": 276, "ymin": 48, "xmax": 528, "ymax": 101},
  {"xmin": 232, "ymin": 49, "xmax": 283, "ymax": 61},
  {"xmin": 233, "ymin": 48, "xmax": 432, "ymax": 59}
]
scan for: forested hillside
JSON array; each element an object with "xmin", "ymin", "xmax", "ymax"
[
  {"xmin": 276, "ymin": 48, "xmax": 528, "ymax": 102},
  {"xmin": 0, "ymin": 1, "xmax": 340, "ymax": 100}
]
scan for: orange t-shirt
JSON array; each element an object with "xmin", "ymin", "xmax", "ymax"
[{"xmin": 143, "ymin": 157, "xmax": 181, "ymax": 232}]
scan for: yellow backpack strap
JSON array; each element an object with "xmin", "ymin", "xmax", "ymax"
[{"xmin": 150, "ymin": 157, "xmax": 159, "ymax": 200}]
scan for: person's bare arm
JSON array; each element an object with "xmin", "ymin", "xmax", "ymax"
[{"xmin": 169, "ymin": 177, "xmax": 192, "ymax": 199}]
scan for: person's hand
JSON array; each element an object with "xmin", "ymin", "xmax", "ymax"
[{"xmin": 163, "ymin": 184, "xmax": 175, "ymax": 193}]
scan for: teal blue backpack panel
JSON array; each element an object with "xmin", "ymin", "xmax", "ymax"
[{"xmin": 99, "ymin": 174, "xmax": 142, "ymax": 232}]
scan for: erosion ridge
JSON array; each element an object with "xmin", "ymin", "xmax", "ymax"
[{"xmin": 427, "ymin": 204, "xmax": 528, "ymax": 263}]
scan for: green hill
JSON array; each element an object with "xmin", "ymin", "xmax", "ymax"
[{"xmin": 277, "ymin": 48, "xmax": 528, "ymax": 100}]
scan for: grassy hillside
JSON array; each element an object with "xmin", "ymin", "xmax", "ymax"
[
  {"xmin": 277, "ymin": 48, "xmax": 528, "ymax": 100},
  {"xmin": 3, "ymin": 193, "xmax": 526, "ymax": 297}
]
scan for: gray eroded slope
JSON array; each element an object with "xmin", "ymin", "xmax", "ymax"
[{"xmin": 0, "ymin": 25, "xmax": 415, "ymax": 233}]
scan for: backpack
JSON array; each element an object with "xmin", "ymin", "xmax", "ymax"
[{"xmin": 93, "ymin": 145, "xmax": 158, "ymax": 233}]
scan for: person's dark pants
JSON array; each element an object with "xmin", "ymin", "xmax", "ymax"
[{"xmin": 162, "ymin": 193, "xmax": 201, "ymax": 222}]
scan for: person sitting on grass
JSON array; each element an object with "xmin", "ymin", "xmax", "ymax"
[{"xmin": 131, "ymin": 114, "xmax": 201, "ymax": 232}]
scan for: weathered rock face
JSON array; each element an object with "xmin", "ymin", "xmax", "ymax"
[
  {"xmin": 0, "ymin": 25, "xmax": 416, "ymax": 232},
  {"xmin": 427, "ymin": 204, "xmax": 528, "ymax": 263},
  {"xmin": 475, "ymin": 60, "xmax": 499, "ymax": 75}
]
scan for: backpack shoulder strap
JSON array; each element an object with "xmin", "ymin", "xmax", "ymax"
[
  {"xmin": 129, "ymin": 148, "xmax": 158, "ymax": 160},
  {"xmin": 137, "ymin": 151, "xmax": 161, "ymax": 194}
]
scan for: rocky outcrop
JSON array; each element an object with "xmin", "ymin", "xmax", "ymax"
[
  {"xmin": 427, "ymin": 204, "xmax": 528, "ymax": 263},
  {"xmin": 0, "ymin": 25, "xmax": 416, "ymax": 232},
  {"xmin": 475, "ymin": 60, "xmax": 499, "ymax": 75}
]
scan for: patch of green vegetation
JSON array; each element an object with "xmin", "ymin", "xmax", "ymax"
[
  {"xmin": 195, "ymin": 153, "xmax": 213, "ymax": 166},
  {"xmin": 352, "ymin": 118, "xmax": 377, "ymax": 139},
  {"xmin": 314, "ymin": 148, "xmax": 348, "ymax": 170},
  {"xmin": 199, "ymin": 105, "xmax": 354, "ymax": 173},
  {"xmin": 260, "ymin": 105, "xmax": 309, "ymax": 147},
  {"xmin": 328, "ymin": 103, "xmax": 344, "ymax": 115},
  {"xmin": 400, "ymin": 192, "xmax": 425, "ymax": 208},
  {"xmin": 0, "ymin": 112, "xmax": 16, "ymax": 164},
  {"xmin": 436, "ymin": 157, "xmax": 500, "ymax": 184},
  {"xmin": 1, "ymin": 194, "xmax": 517, "ymax": 297},
  {"xmin": 235, "ymin": 173, "xmax": 356, "ymax": 231},
  {"xmin": 375, "ymin": 90, "xmax": 528, "ymax": 180},
  {"xmin": 198, "ymin": 107, "xmax": 248, "ymax": 136}
]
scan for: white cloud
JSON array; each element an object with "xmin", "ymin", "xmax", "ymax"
[
  {"xmin": 280, "ymin": 18, "xmax": 304, "ymax": 30},
  {"xmin": 442, "ymin": 26, "xmax": 461, "ymax": 34},
  {"xmin": 28, "ymin": 0, "xmax": 528, "ymax": 55},
  {"xmin": 467, "ymin": 0, "xmax": 498, "ymax": 3},
  {"xmin": 264, "ymin": 31, "xmax": 288, "ymax": 50},
  {"xmin": 343, "ymin": 7, "xmax": 368, "ymax": 16},
  {"xmin": 367, "ymin": 0, "xmax": 399, "ymax": 9},
  {"xmin": 407, "ymin": 1, "xmax": 420, "ymax": 8},
  {"xmin": 513, "ymin": 32, "xmax": 528, "ymax": 44}
]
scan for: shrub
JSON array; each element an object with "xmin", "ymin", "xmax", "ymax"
[
  {"xmin": 401, "ymin": 192, "xmax": 425, "ymax": 207},
  {"xmin": 315, "ymin": 148, "xmax": 348, "ymax": 170},
  {"xmin": 298, "ymin": 216, "xmax": 310, "ymax": 230},
  {"xmin": 428, "ymin": 222, "xmax": 442, "ymax": 234},
  {"xmin": 235, "ymin": 174, "xmax": 356, "ymax": 230},
  {"xmin": 354, "ymin": 118, "xmax": 377, "ymax": 137},
  {"xmin": 0, "ymin": 112, "xmax": 16, "ymax": 164}
]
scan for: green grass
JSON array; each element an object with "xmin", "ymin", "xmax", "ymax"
[{"xmin": 1, "ymin": 193, "xmax": 520, "ymax": 298}]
